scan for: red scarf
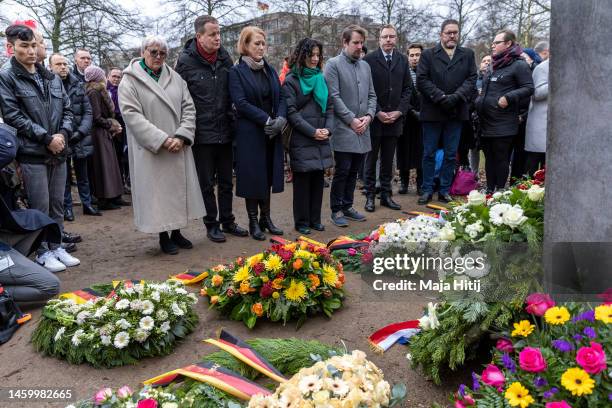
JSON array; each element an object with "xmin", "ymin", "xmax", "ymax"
[
  {"xmin": 492, "ymin": 43, "xmax": 523, "ymax": 71},
  {"xmin": 196, "ymin": 40, "xmax": 218, "ymax": 65}
]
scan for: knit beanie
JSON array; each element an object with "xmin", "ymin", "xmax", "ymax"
[{"xmin": 84, "ymin": 65, "xmax": 106, "ymax": 83}]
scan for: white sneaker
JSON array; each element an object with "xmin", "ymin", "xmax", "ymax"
[
  {"xmin": 52, "ymin": 247, "xmax": 80, "ymax": 267},
  {"xmin": 36, "ymin": 251, "xmax": 67, "ymax": 272}
]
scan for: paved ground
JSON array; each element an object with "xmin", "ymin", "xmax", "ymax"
[{"xmin": 0, "ymin": 179, "xmax": 473, "ymax": 408}]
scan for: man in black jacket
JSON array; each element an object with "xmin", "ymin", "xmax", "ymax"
[
  {"xmin": 49, "ymin": 53, "xmax": 99, "ymax": 221},
  {"xmin": 416, "ymin": 19, "xmax": 477, "ymax": 204},
  {"xmin": 0, "ymin": 25, "xmax": 80, "ymax": 272},
  {"xmin": 175, "ymin": 15, "xmax": 247, "ymax": 243},
  {"xmin": 363, "ymin": 25, "xmax": 412, "ymax": 212}
]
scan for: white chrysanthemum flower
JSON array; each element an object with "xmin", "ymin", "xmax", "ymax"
[
  {"xmin": 94, "ymin": 305, "xmax": 108, "ymax": 318},
  {"xmin": 171, "ymin": 302, "xmax": 184, "ymax": 316},
  {"xmin": 124, "ymin": 287, "xmax": 134, "ymax": 295},
  {"xmin": 141, "ymin": 300, "xmax": 154, "ymax": 315},
  {"xmin": 113, "ymin": 331, "xmax": 130, "ymax": 349},
  {"xmin": 76, "ymin": 311, "xmax": 91, "ymax": 325},
  {"xmin": 187, "ymin": 293, "xmax": 198, "ymax": 304},
  {"xmin": 133, "ymin": 284, "xmax": 144, "ymax": 294},
  {"xmin": 298, "ymin": 374, "xmax": 322, "ymax": 394},
  {"xmin": 139, "ymin": 316, "xmax": 155, "ymax": 331},
  {"xmin": 115, "ymin": 299, "xmax": 130, "ymax": 310},
  {"xmin": 151, "ymin": 291, "xmax": 160, "ymax": 302},
  {"xmin": 100, "ymin": 335, "xmax": 112, "ymax": 346},
  {"xmin": 174, "ymin": 287, "xmax": 188, "ymax": 295},
  {"xmin": 134, "ymin": 329, "xmax": 149, "ymax": 343},
  {"xmin": 160, "ymin": 321, "xmax": 171, "ymax": 333},
  {"xmin": 492, "ymin": 191, "xmax": 503, "ymax": 199},
  {"xmin": 54, "ymin": 326, "xmax": 66, "ymax": 342},
  {"xmin": 71, "ymin": 329, "xmax": 85, "ymax": 346},
  {"xmin": 156, "ymin": 309, "xmax": 169, "ymax": 320},
  {"xmin": 116, "ymin": 319, "xmax": 132, "ymax": 329},
  {"xmin": 489, "ymin": 203, "xmax": 511, "ymax": 226},
  {"xmin": 130, "ymin": 300, "xmax": 143, "ymax": 311}
]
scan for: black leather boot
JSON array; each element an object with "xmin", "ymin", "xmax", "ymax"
[
  {"xmin": 258, "ymin": 194, "xmax": 283, "ymax": 235},
  {"xmin": 246, "ymin": 199, "xmax": 265, "ymax": 240},
  {"xmin": 380, "ymin": 193, "xmax": 401, "ymax": 210}
]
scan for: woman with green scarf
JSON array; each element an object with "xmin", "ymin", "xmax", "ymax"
[{"xmin": 282, "ymin": 38, "xmax": 334, "ymax": 235}]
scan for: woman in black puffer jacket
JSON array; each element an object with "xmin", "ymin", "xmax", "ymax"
[
  {"xmin": 282, "ymin": 38, "xmax": 334, "ymax": 234},
  {"xmin": 476, "ymin": 30, "xmax": 534, "ymax": 192}
]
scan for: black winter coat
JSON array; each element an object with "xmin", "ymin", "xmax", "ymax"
[
  {"xmin": 175, "ymin": 40, "xmax": 234, "ymax": 145},
  {"xmin": 282, "ymin": 73, "xmax": 334, "ymax": 173},
  {"xmin": 63, "ymin": 72, "xmax": 93, "ymax": 158},
  {"xmin": 364, "ymin": 48, "xmax": 413, "ymax": 137},
  {"xmin": 476, "ymin": 58, "xmax": 534, "ymax": 138},
  {"xmin": 0, "ymin": 58, "xmax": 72, "ymax": 164},
  {"xmin": 416, "ymin": 43, "xmax": 477, "ymax": 122}
]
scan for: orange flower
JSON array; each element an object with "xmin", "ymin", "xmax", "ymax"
[
  {"xmin": 199, "ymin": 288, "xmax": 208, "ymax": 296},
  {"xmin": 300, "ymin": 241, "xmax": 308, "ymax": 250},
  {"xmin": 338, "ymin": 272, "xmax": 345, "ymax": 284},
  {"xmin": 337, "ymin": 262, "xmax": 344, "ymax": 273},
  {"xmin": 293, "ymin": 258, "xmax": 303, "ymax": 270},
  {"xmin": 251, "ymin": 303, "xmax": 263, "ymax": 317},
  {"xmin": 308, "ymin": 274, "xmax": 320, "ymax": 289},
  {"xmin": 210, "ymin": 295, "xmax": 219, "ymax": 304},
  {"xmin": 284, "ymin": 243, "xmax": 297, "ymax": 252},
  {"xmin": 211, "ymin": 275, "xmax": 224, "ymax": 287},
  {"xmin": 239, "ymin": 281, "xmax": 255, "ymax": 294},
  {"xmin": 272, "ymin": 278, "xmax": 284, "ymax": 290},
  {"xmin": 235, "ymin": 257, "xmax": 244, "ymax": 266}
]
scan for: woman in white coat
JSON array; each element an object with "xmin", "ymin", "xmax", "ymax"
[
  {"xmin": 525, "ymin": 58, "xmax": 549, "ymax": 176},
  {"xmin": 119, "ymin": 36, "xmax": 205, "ymax": 255}
]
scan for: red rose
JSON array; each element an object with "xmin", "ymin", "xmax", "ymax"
[
  {"xmin": 361, "ymin": 252, "xmax": 373, "ymax": 264},
  {"xmin": 259, "ymin": 282, "xmax": 274, "ymax": 298},
  {"xmin": 137, "ymin": 399, "xmax": 158, "ymax": 408},
  {"xmin": 576, "ymin": 342, "xmax": 607, "ymax": 374},
  {"xmin": 519, "ymin": 347, "xmax": 547, "ymax": 373},
  {"xmin": 525, "ymin": 293, "xmax": 555, "ymax": 316},
  {"xmin": 253, "ymin": 262, "xmax": 265, "ymax": 275},
  {"xmin": 278, "ymin": 249, "xmax": 293, "ymax": 262},
  {"xmin": 534, "ymin": 168, "xmax": 546, "ymax": 182}
]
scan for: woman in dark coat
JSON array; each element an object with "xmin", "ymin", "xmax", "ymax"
[
  {"xmin": 84, "ymin": 66, "xmax": 125, "ymax": 209},
  {"xmin": 283, "ymin": 38, "xmax": 333, "ymax": 235},
  {"xmin": 229, "ymin": 26, "xmax": 287, "ymax": 240},
  {"xmin": 476, "ymin": 30, "xmax": 534, "ymax": 192}
]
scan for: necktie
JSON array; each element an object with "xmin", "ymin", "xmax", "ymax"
[{"xmin": 386, "ymin": 54, "xmax": 392, "ymax": 67}]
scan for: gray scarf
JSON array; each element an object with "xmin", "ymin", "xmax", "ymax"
[{"xmin": 242, "ymin": 56, "xmax": 265, "ymax": 71}]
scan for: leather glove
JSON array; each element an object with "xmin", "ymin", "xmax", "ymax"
[
  {"xmin": 440, "ymin": 94, "xmax": 460, "ymax": 112},
  {"xmin": 68, "ymin": 132, "xmax": 81, "ymax": 146},
  {"xmin": 264, "ymin": 117, "xmax": 287, "ymax": 137}
]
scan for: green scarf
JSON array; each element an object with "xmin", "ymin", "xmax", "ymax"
[
  {"xmin": 292, "ymin": 66, "xmax": 327, "ymax": 113},
  {"xmin": 139, "ymin": 59, "xmax": 162, "ymax": 82}
]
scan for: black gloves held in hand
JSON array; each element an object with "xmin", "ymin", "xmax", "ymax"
[
  {"xmin": 439, "ymin": 93, "xmax": 461, "ymax": 112},
  {"xmin": 264, "ymin": 117, "xmax": 287, "ymax": 138}
]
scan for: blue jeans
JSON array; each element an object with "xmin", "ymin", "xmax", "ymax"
[
  {"xmin": 421, "ymin": 121, "xmax": 462, "ymax": 195},
  {"xmin": 64, "ymin": 156, "xmax": 92, "ymax": 209}
]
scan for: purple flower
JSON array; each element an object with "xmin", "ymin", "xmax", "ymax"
[
  {"xmin": 608, "ymin": 393, "xmax": 612, "ymax": 401},
  {"xmin": 471, "ymin": 372, "xmax": 480, "ymax": 391},
  {"xmin": 583, "ymin": 326, "xmax": 596, "ymax": 338},
  {"xmin": 573, "ymin": 309, "xmax": 595, "ymax": 322},
  {"xmin": 534, "ymin": 377, "xmax": 548, "ymax": 387},
  {"xmin": 501, "ymin": 353, "xmax": 516, "ymax": 373},
  {"xmin": 543, "ymin": 387, "xmax": 559, "ymax": 399},
  {"xmin": 552, "ymin": 339, "xmax": 574, "ymax": 352},
  {"xmin": 573, "ymin": 334, "xmax": 583, "ymax": 342},
  {"xmin": 458, "ymin": 384, "xmax": 466, "ymax": 398}
]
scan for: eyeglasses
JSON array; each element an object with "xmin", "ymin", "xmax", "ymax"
[
  {"xmin": 492, "ymin": 40, "xmax": 506, "ymax": 45},
  {"xmin": 442, "ymin": 31, "xmax": 459, "ymax": 37},
  {"xmin": 148, "ymin": 49, "xmax": 167, "ymax": 58},
  {"xmin": 380, "ymin": 35, "xmax": 397, "ymax": 39}
]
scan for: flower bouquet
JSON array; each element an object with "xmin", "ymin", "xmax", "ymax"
[
  {"xmin": 32, "ymin": 280, "xmax": 198, "ymax": 368},
  {"xmin": 453, "ymin": 294, "xmax": 611, "ymax": 407},
  {"xmin": 200, "ymin": 242, "xmax": 345, "ymax": 328},
  {"xmin": 248, "ymin": 350, "xmax": 406, "ymax": 408}
]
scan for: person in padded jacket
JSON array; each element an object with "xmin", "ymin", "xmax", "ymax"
[
  {"xmin": 282, "ymin": 38, "xmax": 334, "ymax": 235},
  {"xmin": 476, "ymin": 29, "xmax": 534, "ymax": 193}
]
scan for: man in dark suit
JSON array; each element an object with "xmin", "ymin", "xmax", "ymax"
[
  {"xmin": 363, "ymin": 25, "xmax": 412, "ymax": 212},
  {"xmin": 416, "ymin": 19, "xmax": 477, "ymax": 204}
]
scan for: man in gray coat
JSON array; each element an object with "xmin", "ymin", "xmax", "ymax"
[
  {"xmin": 524, "ymin": 58, "xmax": 549, "ymax": 176},
  {"xmin": 324, "ymin": 25, "xmax": 377, "ymax": 227}
]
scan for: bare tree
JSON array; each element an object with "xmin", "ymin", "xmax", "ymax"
[
  {"xmin": 281, "ymin": 0, "xmax": 339, "ymax": 39},
  {"xmin": 11, "ymin": 0, "xmax": 142, "ymax": 64},
  {"xmin": 378, "ymin": 0, "xmax": 397, "ymax": 25}
]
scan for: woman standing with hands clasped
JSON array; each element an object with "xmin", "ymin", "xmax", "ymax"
[
  {"xmin": 119, "ymin": 35, "xmax": 205, "ymax": 254},
  {"xmin": 229, "ymin": 26, "xmax": 287, "ymax": 241},
  {"xmin": 282, "ymin": 38, "xmax": 333, "ymax": 235}
]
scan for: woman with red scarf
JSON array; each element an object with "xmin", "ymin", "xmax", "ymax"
[{"xmin": 476, "ymin": 30, "xmax": 534, "ymax": 193}]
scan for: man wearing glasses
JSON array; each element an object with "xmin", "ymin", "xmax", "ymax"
[{"xmin": 416, "ymin": 19, "xmax": 477, "ymax": 204}]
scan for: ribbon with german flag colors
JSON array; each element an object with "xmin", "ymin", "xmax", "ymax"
[
  {"xmin": 59, "ymin": 280, "xmax": 147, "ymax": 304},
  {"xmin": 169, "ymin": 269, "xmax": 209, "ymax": 285},
  {"xmin": 143, "ymin": 361, "xmax": 271, "ymax": 400},
  {"xmin": 296, "ymin": 236, "xmax": 326, "ymax": 249},
  {"xmin": 204, "ymin": 330, "xmax": 287, "ymax": 383},
  {"xmin": 327, "ymin": 235, "xmax": 369, "ymax": 252},
  {"xmin": 425, "ymin": 203, "xmax": 448, "ymax": 212},
  {"xmin": 402, "ymin": 211, "xmax": 440, "ymax": 218}
]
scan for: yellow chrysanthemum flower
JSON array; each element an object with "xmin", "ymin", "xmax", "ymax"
[
  {"xmin": 233, "ymin": 265, "xmax": 250, "ymax": 282},
  {"xmin": 544, "ymin": 306, "xmax": 571, "ymax": 325},
  {"xmin": 561, "ymin": 367, "xmax": 595, "ymax": 396},
  {"xmin": 285, "ymin": 280, "xmax": 307, "ymax": 302},
  {"xmin": 504, "ymin": 382, "xmax": 534, "ymax": 408},
  {"xmin": 322, "ymin": 264, "xmax": 338, "ymax": 286},
  {"xmin": 511, "ymin": 320, "xmax": 535, "ymax": 337},
  {"xmin": 594, "ymin": 304, "xmax": 612, "ymax": 324},
  {"xmin": 248, "ymin": 253, "xmax": 264, "ymax": 267},
  {"xmin": 264, "ymin": 254, "xmax": 283, "ymax": 272},
  {"xmin": 294, "ymin": 249, "xmax": 315, "ymax": 260}
]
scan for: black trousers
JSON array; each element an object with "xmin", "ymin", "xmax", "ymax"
[
  {"xmin": 510, "ymin": 121, "xmax": 527, "ymax": 181},
  {"xmin": 524, "ymin": 152, "xmax": 546, "ymax": 177},
  {"xmin": 482, "ymin": 136, "xmax": 514, "ymax": 192},
  {"xmin": 364, "ymin": 133, "xmax": 397, "ymax": 195},
  {"xmin": 293, "ymin": 170, "xmax": 324, "ymax": 227},
  {"xmin": 330, "ymin": 151, "xmax": 364, "ymax": 213},
  {"xmin": 192, "ymin": 143, "xmax": 235, "ymax": 227}
]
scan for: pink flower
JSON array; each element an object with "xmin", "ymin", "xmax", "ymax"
[
  {"xmin": 576, "ymin": 342, "xmax": 607, "ymax": 374},
  {"xmin": 93, "ymin": 388, "xmax": 112, "ymax": 405},
  {"xmin": 519, "ymin": 347, "xmax": 547, "ymax": 372},
  {"xmin": 116, "ymin": 385, "xmax": 133, "ymax": 399},
  {"xmin": 481, "ymin": 364, "xmax": 505, "ymax": 388},
  {"xmin": 137, "ymin": 399, "xmax": 158, "ymax": 408},
  {"xmin": 545, "ymin": 402, "xmax": 572, "ymax": 408},
  {"xmin": 361, "ymin": 252, "xmax": 373, "ymax": 264},
  {"xmin": 496, "ymin": 338, "xmax": 514, "ymax": 353},
  {"xmin": 525, "ymin": 293, "xmax": 555, "ymax": 316},
  {"xmin": 454, "ymin": 394, "xmax": 475, "ymax": 407},
  {"xmin": 347, "ymin": 248, "xmax": 357, "ymax": 256}
]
